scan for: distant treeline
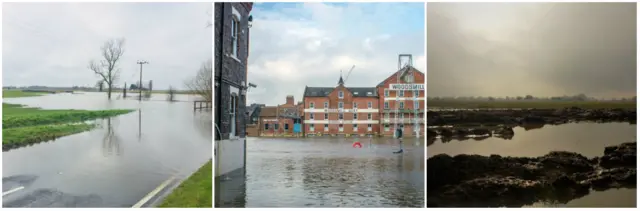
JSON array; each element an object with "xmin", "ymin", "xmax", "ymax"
[{"xmin": 428, "ymin": 94, "xmax": 636, "ymax": 102}]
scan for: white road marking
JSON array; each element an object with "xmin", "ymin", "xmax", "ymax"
[
  {"xmin": 3, "ymin": 186, "xmax": 25, "ymax": 196},
  {"xmin": 131, "ymin": 176, "xmax": 175, "ymax": 208}
]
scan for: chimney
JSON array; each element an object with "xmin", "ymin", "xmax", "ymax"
[{"xmin": 286, "ymin": 95, "xmax": 294, "ymax": 105}]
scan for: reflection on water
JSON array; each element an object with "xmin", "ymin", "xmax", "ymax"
[
  {"xmin": 428, "ymin": 123, "xmax": 636, "ymax": 158},
  {"xmin": 2, "ymin": 92, "xmax": 212, "ymax": 207},
  {"xmin": 427, "ymin": 122, "xmax": 637, "ymax": 207},
  {"xmin": 217, "ymin": 137, "xmax": 425, "ymax": 208}
]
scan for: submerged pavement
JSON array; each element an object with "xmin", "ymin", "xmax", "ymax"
[{"xmin": 2, "ymin": 92, "xmax": 212, "ymax": 207}]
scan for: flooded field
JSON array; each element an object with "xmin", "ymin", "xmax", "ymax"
[
  {"xmin": 428, "ymin": 122, "xmax": 637, "ymax": 207},
  {"xmin": 216, "ymin": 137, "xmax": 425, "ymax": 208},
  {"xmin": 2, "ymin": 92, "xmax": 212, "ymax": 207}
]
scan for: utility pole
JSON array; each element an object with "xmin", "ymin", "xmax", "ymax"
[{"xmin": 137, "ymin": 60, "xmax": 148, "ymax": 101}]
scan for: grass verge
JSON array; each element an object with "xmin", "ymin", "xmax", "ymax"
[
  {"xmin": 2, "ymin": 103, "xmax": 134, "ymax": 150},
  {"xmin": 158, "ymin": 160, "xmax": 212, "ymax": 208},
  {"xmin": 427, "ymin": 100, "xmax": 637, "ymax": 109},
  {"xmin": 3, "ymin": 90, "xmax": 51, "ymax": 98}
]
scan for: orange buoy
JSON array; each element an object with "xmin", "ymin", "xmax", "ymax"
[{"xmin": 353, "ymin": 142, "xmax": 362, "ymax": 148}]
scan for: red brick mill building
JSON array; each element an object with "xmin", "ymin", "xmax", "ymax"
[{"xmin": 302, "ymin": 56, "xmax": 425, "ymax": 137}]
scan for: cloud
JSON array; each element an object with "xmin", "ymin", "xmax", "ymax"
[
  {"xmin": 427, "ymin": 3, "xmax": 636, "ymax": 98},
  {"xmin": 3, "ymin": 2, "xmax": 212, "ymax": 90},
  {"xmin": 245, "ymin": 3, "xmax": 425, "ymax": 106}
]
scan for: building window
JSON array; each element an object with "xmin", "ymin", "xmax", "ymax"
[
  {"xmin": 353, "ymin": 113, "xmax": 357, "ymax": 120},
  {"xmin": 367, "ymin": 102, "xmax": 372, "ymax": 108},
  {"xmin": 310, "ymin": 124, "xmax": 315, "ymax": 131},
  {"xmin": 231, "ymin": 17, "xmax": 240, "ymax": 58},
  {"xmin": 339, "ymin": 113, "xmax": 343, "ymax": 120},
  {"xmin": 414, "ymin": 101, "xmax": 419, "ymax": 109},
  {"xmin": 265, "ymin": 123, "xmax": 269, "ymax": 130},
  {"xmin": 399, "ymin": 102, "xmax": 405, "ymax": 109},
  {"xmin": 339, "ymin": 91, "xmax": 344, "ymax": 99},
  {"xmin": 367, "ymin": 124, "xmax": 372, "ymax": 131},
  {"xmin": 385, "ymin": 113, "xmax": 389, "ymax": 119},
  {"xmin": 324, "ymin": 102, "xmax": 328, "ymax": 108},
  {"xmin": 285, "ymin": 123, "xmax": 289, "ymax": 130},
  {"xmin": 324, "ymin": 124, "xmax": 329, "ymax": 131},
  {"xmin": 310, "ymin": 102, "xmax": 314, "ymax": 108},
  {"xmin": 353, "ymin": 102, "xmax": 358, "ymax": 109},
  {"xmin": 353, "ymin": 124, "xmax": 357, "ymax": 131},
  {"xmin": 384, "ymin": 89, "xmax": 389, "ymax": 97},
  {"xmin": 384, "ymin": 102, "xmax": 389, "ymax": 109},
  {"xmin": 413, "ymin": 90, "xmax": 419, "ymax": 97},
  {"xmin": 338, "ymin": 102, "xmax": 343, "ymax": 109},
  {"xmin": 310, "ymin": 113, "xmax": 314, "ymax": 120},
  {"xmin": 368, "ymin": 113, "xmax": 372, "ymax": 120},
  {"xmin": 398, "ymin": 90, "xmax": 404, "ymax": 97},
  {"xmin": 275, "ymin": 123, "xmax": 279, "ymax": 130},
  {"xmin": 339, "ymin": 124, "xmax": 344, "ymax": 132},
  {"xmin": 324, "ymin": 113, "xmax": 328, "ymax": 119},
  {"xmin": 384, "ymin": 124, "xmax": 390, "ymax": 131}
]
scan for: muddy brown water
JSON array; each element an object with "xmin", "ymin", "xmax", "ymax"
[
  {"xmin": 217, "ymin": 137, "xmax": 425, "ymax": 208},
  {"xmin": 428, "ymin": 122, "xmax": 637, "ymax": 207},
  {"xmin": 2, "ymin": 92, "xmax": 212, "ymax": 207}
]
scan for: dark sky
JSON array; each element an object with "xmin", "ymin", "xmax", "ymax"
[{"xmin": 427, "ymin": 3, "xmax": 637, "ymax": 98}]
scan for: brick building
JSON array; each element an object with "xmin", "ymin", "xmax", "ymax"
[
  {"xmin": 214, "ymin": 2, "xmax": 253, "ymax": 205},
  {"xmin": 258, "ymin": 96, "xmax": 303, "ymax": 137},
  {"xmin": 303, "ymin": 76, "xmax": 380, "ymax": 137},
  {"xmin": 302, "ymin": 56, "xmax": 424, "ymax": 137}
]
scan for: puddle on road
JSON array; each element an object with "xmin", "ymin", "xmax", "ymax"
[
  {"xmin": 2, "ymin": 92, "xmax": 212, "ymax": 207},
  {"xmin": 217, "ymin": 137, "xmax": 425, "ymax": 208}
]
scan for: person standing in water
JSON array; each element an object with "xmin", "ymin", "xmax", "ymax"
[{"xmin": 393, "ymin": 127, "xmax": 404, "ymax": 154}]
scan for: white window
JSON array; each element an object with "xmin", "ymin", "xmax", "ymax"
[
  {"xmin": 324, "ymin": 113, "xmax": 328, "ymax": 119},
  {"xmin": 338, "ymin": 102, "xmax": 343, "ymax": 109},
  {"xmin": 338, "ymin": 91, "xmax": 344, "ymax": 99},
  {"xmin": 384, "ymin": 124, "xmax": 390, "ymax": 131},
  {"xmin": 367, "ymin": 124, "xmax": 372, "ymax": 131},
  {"xmin": 384, "ymin": 102, "xmax": 389, "ymax": 109},
  {"xmin": 324, "ymin": 102, "xmax": 328, "ymax": 108},
  {"xmin": 385, "ymin": 113, "xmax": 389, "ymax": 119},
  {"xmin": 310, "ymin": 124, "xmax": 315, "ymax": 132},
  {"xmin": 367, "ymin": 102, "xmax": 372, "ymax": 108},
  {"xmin": 353, "ymin": 113, "xmax": 357, "ymax": 120},
  {"xmin": 367, "ymin": 113, "xmax": 372, "ymax": 120},
  {"xmin": 310, "ymin": 102, "xmax": 314, "ymax": 108},
  {"xmin": 339, "ymin": 124, "xmax": 344, "ymax": 132},
  {"xmin": 414, "ymin": 101, "xmax": 419, "ymax": 109},
  {"xmin": 265, "ymin": 123, "xmax": 269, "ymax": 130},
  {"xmin": 384, "ymin": 89, "xmax": 389, "ymax": 97},
  {"xmin": 353, "ymin": 124, "xmax": 358, "ymax": 131},
  {"xmin": 275, "ymin": 123, "xmax": 279, "ymax": 130},
  {"xmin": 413, "ymin": 90, "xmax": 419, "ymax": 97},
  {"xmin": 399, "ymin": 102, "xmax": 405, "ymax": 109},
  {"xmin": 231, "ymin": 17, "xmax": 239, "ymax": 58},
  {"xmin": 398, "ymin": 90, "xmax": 404, "ymax": 97},
  {"xmin": 353, "ymin": 102, "xmax": 358, "ymax": 109},
  {"xmin": 339, "ymin": 113, "xmax": 343, "ymax": 120},
  {"xmin": 310, "ymin": 113, "xmax": 314, "ymax": 120},
  {"xmin": 324, "ymin": 124, "xmax": 329, "ymax": 131}
]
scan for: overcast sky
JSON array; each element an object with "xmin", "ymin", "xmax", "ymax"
[
  {"xmin": 245, "ymin": 3, "xmax": 425, "ymax": 106},
  {"xmin": 427, "ymin": 3, "xmax": 636, "ymax": 98},
  {"xmin": 3, "ymin": 2, "xmax": 211, "ymax": 90}
]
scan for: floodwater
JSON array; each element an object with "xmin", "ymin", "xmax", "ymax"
[
  {"xmin": 2, "ymin": 92, "xmax": 212, "ymax": 207},
  {"xmin": 217, "ymin": 137, "xmax": 425, "ymax": 208},
  {"xmin": 428, "ymin": 122, "xmax": 637, "ymax": 207}
]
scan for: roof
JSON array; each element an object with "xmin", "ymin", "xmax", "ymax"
[
  {"xmin": 376, "ymin": 65, "xmax": 424, "ymax": 86},
  {"xmin": 259, "ymin": 106, "xmax": 277, "ymax": 117},
  {"xmin": 303, "ymin": 86, "xmax": 377, "ymax": 97}
]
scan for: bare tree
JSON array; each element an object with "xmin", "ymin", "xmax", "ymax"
[
  {"xmin": 185, "ymin": 59, "xmax": 212, "ymax": 102},
  {"xmin": 95, "ymin": 80, "xmax": 104, "ymax": 92},
  {"xmin": 89, "ymin": 38, "xmax": 125, "ymax": 99}
]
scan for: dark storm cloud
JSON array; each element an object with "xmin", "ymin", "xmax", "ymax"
[{"xmin": 427, "ymin": 3, "xmax": 637, "ymax": 98}]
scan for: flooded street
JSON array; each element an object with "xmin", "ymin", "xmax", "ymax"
[
  {"xmin": 428, "ymin": 122, "xmax": 637, "ymax": 207},
  {"xmin": 217, "ymin": 137, "xmax": 425, "ymax": 208},
  {"xmin": 2, "ymin": 92, "xmax": 212, "ymax": 207}
]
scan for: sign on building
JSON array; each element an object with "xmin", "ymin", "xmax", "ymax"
[{"xmin": 389, "ymin": 84, "xmax": 425, "ymax": 90}]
